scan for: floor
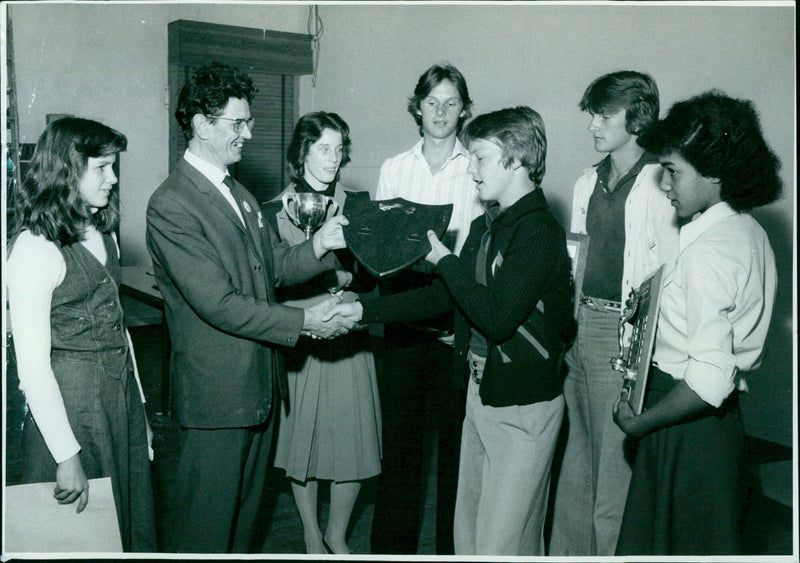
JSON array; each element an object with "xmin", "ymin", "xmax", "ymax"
[{"xmin": 4, "ymin": 319, "xmax": 795, "ymax": 558}]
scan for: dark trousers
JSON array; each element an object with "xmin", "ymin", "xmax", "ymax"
[
  {"xmin": 616, "ymin": 368, "xmax": 745, "ymax": 555},
  {"xmin": 370, "ymin": 335, "xmax": 466, "ymax": 555},
  {"xmin": 169, "ymin": 423, "xmax": 272, "ymax": 553}
]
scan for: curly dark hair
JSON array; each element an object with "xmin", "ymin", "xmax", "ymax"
[
  {"xmin": 10, "ymin": 116, "xmax": 127, "ymax": 247},
  {"xmin": 286, "ymin": 112, "xmax": 352, "ymax": 184},
  {"xmin": 580, "ymin": 70, "xmax": 660, "ymax": 136},
  {"xmin": 175, "ymin": 62, "xmax": 257, "ymax": 140},
  {"xmin": 407, "ymin": 63, "xmax": 473, "ymax": 136},
  {"xmin": 638, "ymin": 90, "xmax": 782, "ymax": 212},
  {"xmin": 464, "ymin": 106, "xmax": 547, "ymax": 187}
]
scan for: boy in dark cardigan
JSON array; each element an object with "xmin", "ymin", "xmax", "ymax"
[{"xmin": 328, "ymin": 106, "xmax": 575, "ymax": 555}]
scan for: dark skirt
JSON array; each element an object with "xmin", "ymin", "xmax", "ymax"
[
  {"xmin": 21, "ymin": 353, "xmax": 157, "ymax": 552},
  {"xmin": 616, "ymin": 367, "xmax": 745, "ymax": 555}
]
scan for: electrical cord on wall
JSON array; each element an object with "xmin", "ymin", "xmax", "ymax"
[{"xmin": 308, "ymin": 5, "xmax": 324, "ymax": 88}]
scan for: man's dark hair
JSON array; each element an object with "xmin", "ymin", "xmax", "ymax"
[
  {"xmin": 638, "ymin": 90, "xmax": 782, "ymax": 212},
  {"xmin": 407, "ymin": 63, "xmax": 473, "ymax": 136},
  {"xmin": 175, "ymin": 62, "xmax": 257, "ymax": 140},
  {"xmin": 580, "ymin": 70, "xmax": 660, "ymax": 136}
]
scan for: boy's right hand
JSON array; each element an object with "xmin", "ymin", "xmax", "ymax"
[{"xmin": 55, "ymin": 453, "xmax": 89, "ymax": 513}]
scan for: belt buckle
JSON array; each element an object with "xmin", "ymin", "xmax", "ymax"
[
  {"xmin": 581, "ymin": 295, "xmax": 620, "ymax": 312},
  {"xmin": 470, "ymin": 360, "xmax": 483, "ymax": 384}
]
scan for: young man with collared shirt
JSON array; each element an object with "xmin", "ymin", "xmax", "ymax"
[
  {"xmin": 369, "ymin": 63, "xmax": 485, "ymax": 555},
  {"xmin": 550, "ymin": 71, "xmax": 680, "ymax": 556},
  {"xmin": 613, "ymin": 91, "xmax": 781, "ymax": 555}
]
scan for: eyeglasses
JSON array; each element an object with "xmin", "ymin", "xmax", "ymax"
[{"xmin": 208, "ymin": 116, "xmax": 255, "ymax": 133}]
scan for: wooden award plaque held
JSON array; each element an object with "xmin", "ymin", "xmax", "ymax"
[
  {"xmin": 611, "ymin": 264, "xmax": 666, "ymax": 415},
  {"xmin": 342, "ymin": 197, "xmax": 453, "ymax": 278}
]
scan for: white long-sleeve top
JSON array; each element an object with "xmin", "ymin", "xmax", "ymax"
[
  {"xmin": 6, "ymin": 228, "xmax": 146, "ymax": 463},
  {"xmin": 653, "ymin": 202, "xmax": 777, "ymax": 407}
]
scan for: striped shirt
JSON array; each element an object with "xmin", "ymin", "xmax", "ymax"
[{"xmin": 376, "ymin": 138, "xmax": 484, "ymax": 256}]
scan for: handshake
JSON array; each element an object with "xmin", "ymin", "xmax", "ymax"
[{"xmin": 301, "ymin": 294, "xmax": 365, "ymax": 340}]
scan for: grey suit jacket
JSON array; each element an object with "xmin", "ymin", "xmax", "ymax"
[{"xmin": 146, "ymin": 158, "xmax": 329, "ymax": 428}]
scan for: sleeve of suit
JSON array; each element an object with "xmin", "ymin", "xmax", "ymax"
[{"xmin": 146, "ymin": 191, "xmax": 327, "ymax": 345}]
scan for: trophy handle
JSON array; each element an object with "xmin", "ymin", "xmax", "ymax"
[
  {"xmin": 282, "ymin": 192, "xmax": 300, "ymax": 228},
  {"xmin": 327, "ymin": 197, "xmax": 338, "ymax": 217}
]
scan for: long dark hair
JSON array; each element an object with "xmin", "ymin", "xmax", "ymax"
[{"xmin": 10, "ymin": 116, "xmax": 127, "ymax": 247}]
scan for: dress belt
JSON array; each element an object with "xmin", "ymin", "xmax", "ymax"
[{"xmin": 579, "ymin": 293, "xmax": 622, "ymax": 312}]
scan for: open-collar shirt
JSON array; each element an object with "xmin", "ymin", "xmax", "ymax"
[{"xmin": 376, "ymin": 137, "xmax": 483, "ymax": 255}]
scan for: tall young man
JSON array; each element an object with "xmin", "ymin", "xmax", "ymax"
[
  {"xmin": 549, "ymin": 71, "xmax": 680, "ymax": 556},
  {"xmin": 370, "ymin": 63, "xmax": 484, "ymax": 555}
]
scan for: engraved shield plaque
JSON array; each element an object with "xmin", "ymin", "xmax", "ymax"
[
  {"xmin": 343, "ymin": 197, "xmax": 453, "ymax": 278},
  {"xmin": 613, "ymin": 264, "xmax": 666, "ymax": 415}
]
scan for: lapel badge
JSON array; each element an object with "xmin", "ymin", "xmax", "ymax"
[
  {"xmin": 242, "ymin": 200, "xmax": 252, "ymax": 213},
  {"xmin": 257, "ymin": 212, "xmax": 264, "ymax": 228}
]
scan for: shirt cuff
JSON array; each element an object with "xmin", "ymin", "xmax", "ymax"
[{"xmin": 682, "ymin": 359, "xmax": 737, "ymax": 408}]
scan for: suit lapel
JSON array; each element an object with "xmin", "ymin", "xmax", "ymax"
[{"xmin": 176, "ymin": 159, "xmax": 247, "ymax": 236}]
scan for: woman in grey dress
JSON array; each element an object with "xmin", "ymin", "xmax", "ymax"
[{"xmin": 266, "ymin": 112, "xmax": 381, "ymax": 554}]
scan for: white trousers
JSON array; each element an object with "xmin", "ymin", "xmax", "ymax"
[{"xmin": 453, "ymin": 374, "xmax": 564, "ymax": 555}]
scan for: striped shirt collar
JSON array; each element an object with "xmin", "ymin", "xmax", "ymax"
[{"xmin": 410, "ymin": 137, "xmax": 470, "ymax": 170}]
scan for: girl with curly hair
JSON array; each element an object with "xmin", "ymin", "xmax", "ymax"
[{"xmin": 613, "ymin": 91, "xmax": 782, "ymax": 555}]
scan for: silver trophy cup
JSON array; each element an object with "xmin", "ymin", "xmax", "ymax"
[{"xmin": 282, "ymin": 192, "xmax": 338, "ymax": 239}]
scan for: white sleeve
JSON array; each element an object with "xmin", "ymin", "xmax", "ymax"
[
  {"xmin": 679, "ymin": 243, "xmax": 738, "ymax": 407},
  {"xmin": 7, "ymin": 233, "xmax": 81, "ymax": 463}
]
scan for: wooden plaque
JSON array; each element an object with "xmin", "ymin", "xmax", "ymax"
[{"xmin": 618, "ymin": 264, "xmax": 665, "ymax": 415}]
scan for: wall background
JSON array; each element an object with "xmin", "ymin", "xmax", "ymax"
[{"xmin": 5, "ymin": 2, "xmax": 795, "ymax": 445}]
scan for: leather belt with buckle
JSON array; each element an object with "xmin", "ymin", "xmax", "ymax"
[{"xmin": 579, "ymin": 294, "xmax": 622, "ymax": 312}]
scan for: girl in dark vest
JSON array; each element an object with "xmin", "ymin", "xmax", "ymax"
[{"xmin": 7, "ymin": 117, "xmax": 156, "ymax": 551}]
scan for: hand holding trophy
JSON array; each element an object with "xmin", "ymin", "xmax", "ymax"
[{"xmin": 282, "ymin": 192, "xmax": 338, "ymax": 240}]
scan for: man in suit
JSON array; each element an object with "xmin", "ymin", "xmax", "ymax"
[{"xmin": 146, "ymin": 62, "xmax": 353, "ymax": 553}]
